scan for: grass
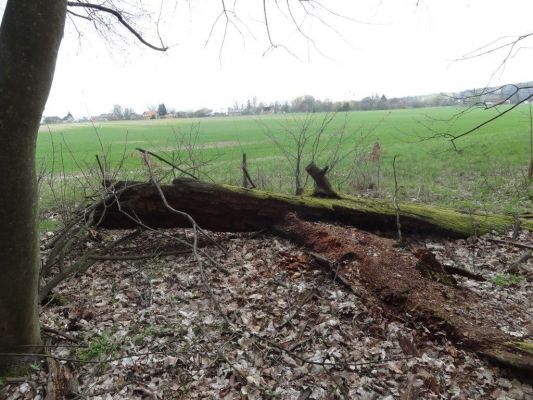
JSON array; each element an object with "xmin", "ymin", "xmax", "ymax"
[
  {"xmin": 76, "ymin": 331, "xmax": 118, "ymax": 362},
  {"xmin": 38, "ymin": 218, "xmax": 62, "ymax": 233},
  {"xmin": 37, "ymin": 106, "xmax": 533, "ymax": 214},
  {"xmin": 492, "ymin": 273, "xmax": 524, "ymax": 287}
]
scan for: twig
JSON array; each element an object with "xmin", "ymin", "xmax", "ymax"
[
  {"xmin": 260, "ymin": 337, "xmax": 414, "ymax": 369},
  {"xmin": 95, "ymin": 154, "xmax": 106, "ymax": 182},
  {"xmin": 0, "ymin": 350, "xmax": 187, "ymax": 365},
  {"xmin": 139, "ymin": 151, "xmax": 234, "ymax": 327},
  {"xmin": 307, "ymin": 252, "xmax": 358, "ymax": 292},
  {"xmin": 278, "ymin": 288, "xmax": 316, "ymax": 328},
  {"xmin": 39, "ymin": 229, "xmax": 143, "ymax": 303},
  {"xmin": 136, "ymin": 147, "xmax": 198, "ymax": 180},
  {"xmin": 42, "ymin": 326, "xmax": 80, "ymax": 343},
  {"xmin": 88, "ymin": 249, "xmax": 190, "ymax": 261},
  {"xmin": 66, "ymin": 2, "xmax": 167, "ymax": 51},
  {"xmin": 486, "ymin": 238, "xmax": 533, "ymax": 250}
]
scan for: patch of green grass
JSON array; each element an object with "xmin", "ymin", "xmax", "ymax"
[
  {"xmin": 76, "ymin": 331, "xmax": 118, "ymax": 362},
  {"xmin": 38, "ymin": 218, "xmax": 62, "ymax": 233},
  {"xmin": 492, "ymin": 273, "xmax": 524, "ymax": 287},
  {"xmin": 132, "ymin": 326, "xmax": 159, "ymax": 346}
]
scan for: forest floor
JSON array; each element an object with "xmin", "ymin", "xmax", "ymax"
[{"xmin": 2, "ymin": 226, "xmax": 533, "ymax": 399}]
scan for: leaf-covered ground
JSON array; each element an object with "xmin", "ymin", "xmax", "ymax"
[{"xmin": 2, "ymin": 227, "xmax": 532, "ymax": 399}]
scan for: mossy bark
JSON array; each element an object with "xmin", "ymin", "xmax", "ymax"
[
  {"xmin": 97, "ymin": 178, "xmax": 532, "ymax": 237},
  {"xmin": 0, "ymin": 0, "xmax": 67, "ymax": 374}
]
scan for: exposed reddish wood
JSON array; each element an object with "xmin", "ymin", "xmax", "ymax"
[{"xmin": 277, "ymin": 215, "xmax": 533, "ymax": 375}]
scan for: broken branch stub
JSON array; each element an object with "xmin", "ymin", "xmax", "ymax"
[{"xmin": 305, "ymin": 162, "xmax": 340, "ymax": 199}]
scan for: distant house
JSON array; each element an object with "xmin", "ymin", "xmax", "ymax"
[
  {"xmin": 63, "ymin": 112, "xmax": 74, "ymax": 123},
  {"xmin": 142, "ymin": 111, "xmax": 158, "ymax": 120},
  {"xmin": 161, "ymin": 113, "xmax": 175, "ymax": 119},
  {"xmin": 261, "ymin": 106, "xmax": 274, "ymax": 114},
  {"xmin": 43, "ymin": 116, "xmax": 62, "ymax": 124}
]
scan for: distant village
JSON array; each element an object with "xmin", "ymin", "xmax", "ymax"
[
  {"xmin": 42, "ymin": 83, "xmax": 533, "ymax": 125},
  {"xmin": 41, "ymin": 100, "xmax": 283, "ymax": 125}
]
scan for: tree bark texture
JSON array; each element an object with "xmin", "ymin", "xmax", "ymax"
[
  {"xmin": 0, "ymin": 0, "xmax": 67, "ymax": 373},
  {"xmin": 96, "ymin": 178, "xmax": 533, "ymax": 237}
]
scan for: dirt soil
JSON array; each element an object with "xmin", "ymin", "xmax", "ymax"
[{"xmin": 2, "ymin": 224, "xmax": 532, "ymax": 399}]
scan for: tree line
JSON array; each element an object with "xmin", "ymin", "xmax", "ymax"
[{"xmin": 51, "ymin": 81, "xmax": 533, "ymax": 124}]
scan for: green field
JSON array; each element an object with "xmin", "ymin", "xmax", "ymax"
[{"xmin": 37, "ymin": 106, "xmax": 533, "ymax": 214}]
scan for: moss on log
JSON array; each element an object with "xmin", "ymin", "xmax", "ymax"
[{"xmin": 96, "ymin": 179, "xmax": 533, "ymax": 237}]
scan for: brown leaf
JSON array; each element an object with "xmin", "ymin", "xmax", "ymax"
[
  {"xmin": 398, "ymin": 333, "xmax": 418, "ymax": 356},
  {"xmin": 400, "ymin": 375, "xmax": 419, "ymax": 400}
]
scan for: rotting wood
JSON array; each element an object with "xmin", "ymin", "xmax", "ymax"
[
  {"xmin": 276, "ymin": 215, "xmax": 533, "ymax": 376},
  {"xmin": 95, "ymin": 178, "xmax": 533, "ymax": 238},
  {"xmin": 44, "ymin": 347, "xmax": 78, "ymax": 400}
]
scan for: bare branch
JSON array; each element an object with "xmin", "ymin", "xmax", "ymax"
[
  {"xmin": 136, "ymin": 147, "xmax": 199, "ymax": 180},
  {"xmin": 67, "ymin": 1, "xmax": 168, "ymax": 51},
  {"xmin": 451, "ymin": 92, "xmax": 533, "ymax": 143}
]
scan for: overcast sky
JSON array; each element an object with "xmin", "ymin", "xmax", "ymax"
[{"xmin": 17, "ymin": 0, "xmax": 533, "ymax": 117}]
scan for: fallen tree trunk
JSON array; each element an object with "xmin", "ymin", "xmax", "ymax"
[
  {"xmin": 91, "ymin": 170, "xmax": 533, "ymax": 377},
  {"xmin": 96, "ymin": 178, "xmax": 532, "ymax": 237},
  {"xmin": 277, "ymin": 215, "xmax": 533, "ymax": 375}
]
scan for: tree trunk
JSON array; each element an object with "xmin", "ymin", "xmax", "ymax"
[
  {"xmin": 0, "ymin": 0, "xmax": 67, "ymax": 374},
  {"xmin": 96, "ymin": 178, "xmax": 533, "ymax": 237}
]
